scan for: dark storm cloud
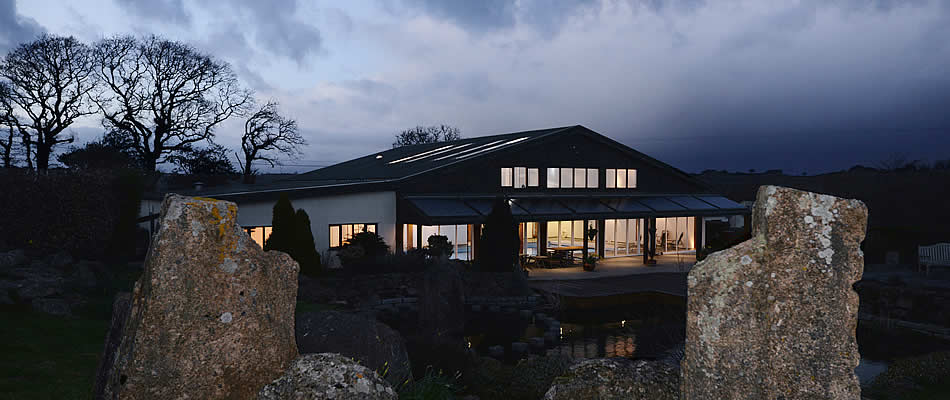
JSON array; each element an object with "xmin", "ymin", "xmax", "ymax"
[
  {"xmin": 394, "ymin": 0, "xmax": 603, "ymax": 36},
  {"xmin": 112, "ymin": 0, "xmax": 323, "ymax": 65},
  {"xmin": 0, "ymin": 0, "xmax": 44, "ymax": 53},
  {"xmin": 214, "ymin": 0, "xmax": 323, "ymax": 64},
  {"xmin": 114, "ymin": 0, "xmax": 191, "ymax": 26}
]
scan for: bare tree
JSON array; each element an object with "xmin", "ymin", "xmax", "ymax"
[
  {"xmin": 236, "ymin": 100, "xmax": 305, "ymax": 183},
  {"xmin": 0, "ymin": 34, "xmax": 98, "ymax": 171},
  {"xmin": 94, "ymin": 35, "xmax": 252, "ymax": 171},
  {"xmin": 0, "ymin": 82, "xmax": 16, "ymax": 168},
  {"xmin": 392, "ymin": 124, "xmax": 461, "ymax": 148}
]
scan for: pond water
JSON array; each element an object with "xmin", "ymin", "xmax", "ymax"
[{"xmin": 464, "ymin": 301, "xmax": 950, "ymax": 386}]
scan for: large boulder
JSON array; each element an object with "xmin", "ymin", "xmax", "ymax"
[
  {"xmin": 97, "ymin": 195, "xmax": 299, "ymax": 399},
  {"xmin": 296, "ymin": 311, "xmax": 411, "ymax": 388},
  {"xmin": 681, "ymin": 186, "xmax": 867, "ymax": 400},
  {"xmin": 94, "ymin": 292, "xmax": 131, "ymax": 399},
  {"xmin": 543, "ymin": 358, "xmax": 679, "ymax": 400},
  {"xmin": 0, "ymin": 249, "xmax": 27, "ymax": 270},
  {"xmin": 419, "ymin": 262, "xmax": 466, "ymax": 336},
  {"xmin": 257, "ymin": 353, "xmax": 397, "ymax": 400}
]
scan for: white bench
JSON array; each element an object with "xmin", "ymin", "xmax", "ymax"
[{"xmin": 918, "ymin": 243, "xmax": 950, "ymax": 275}]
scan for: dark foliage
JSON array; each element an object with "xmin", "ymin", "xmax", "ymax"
[
  {"xmin": 166, "ymin": 143, "xmax": 236, "ymax": 175},
  {"xmin": 292, "ymin": 209, "xmax": 322, "ymax": 277},
  {"xmin": 105, "ymin": 170, "xmax": 145, "ymax": 262},
  {"xmin": 344, "ymin": 230, "xmax": 390, "ymax": 258},
  {"xmin": 57, "ymin": 131, "xmax": 141, "ymax": 170},
  {"xmin": 478, "ymin": 197, "xmax": 520, "ymax": 272},
  {"xmin": 426, "ymin": 235, "xmax": 454, "ymax": 259},
  {"xmin": 263, "ymin": 193, "xmax": 295, "ymax": 254},
  {"xmin": 0, "ymin": 168, "xmax": 143, "ymax": 260},
  {"xmin": 261, "ymin": 194, "xmax": 322, "ymax": 275},
  {"xmin": 392, "ymin": 124, "xmax": 461, "ymax": 148}
]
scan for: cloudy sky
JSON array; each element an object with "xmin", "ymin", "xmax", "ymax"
[{"xmin": 3, "ymin": 0, "xmax": 949, "ymax": 174}]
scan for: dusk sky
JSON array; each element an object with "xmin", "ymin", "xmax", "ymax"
[{"xmin": 3, "ymin": 0, "xmax": 949, "ymax": 174}]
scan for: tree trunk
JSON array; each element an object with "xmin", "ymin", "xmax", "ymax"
[
  {"xmin": 35, "ymin": 142, "xmax": 51, "ymax": 171},
  {"xmin": 143, "ymin": 153, "xmax": 159, "ymax": 172},
  {"xmin": 242, "ymin": 158, "xmax": 254, "ymax": 184}
]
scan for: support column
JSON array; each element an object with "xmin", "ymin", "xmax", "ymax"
[
  {"xmin": 538, "ymin": 221, "xmax": 547, "ymax": 256},
  {"xmin": 694, "ymin": 216, "xmax": 703, "ymax": 261},
  {"xmin": 395, "ymin": 224, "xmax": 404, "ymax": 254},
  {"xmin": 472, "ymin": 224, "xmax": 482, "ymax": 261},
  {"xmin": 646, "ymin": 218, "xmax": 657, "ymax": 265},
  {"xmin": 582, "ymin": 219, "xmax": 589, "ymax": 263},
  {"xmin": 416, "ymin": 225, "xmax": 424, "ymax": 252},
  {"xmin": 597, "ymin": 219, "xmax": 606, "ymax": 258}
]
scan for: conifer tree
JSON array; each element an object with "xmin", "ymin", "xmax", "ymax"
[
  {"xmin": 264, "ymin": 193, "xmax": 295, "ymax": 254},
  {"xmin": 478, "ymin": 197, "xmax": 520, "ymax": 272},
  {"xmin": 293, "ymin": 209, "xmax": 322, "ymax": 276}
]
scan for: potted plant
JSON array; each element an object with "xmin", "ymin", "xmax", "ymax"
[{"xmin": 583, "ymin": 254, "xmax": 599, "ymax": 271}]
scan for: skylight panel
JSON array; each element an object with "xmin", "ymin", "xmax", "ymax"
[
  {"xmin": 405, "ymin": 142, "xmax": 472, "ymax": 162},
  {"xmin": 455, "ymin": 137, "xmax": 530, "ymax": 159},
  {"xmin": 388, "ymin": 145, "xmax": 454, "ymax": 164},
  {"xmin": 432, "ymin": 140, "xmax": 504, "ymax": 161}
]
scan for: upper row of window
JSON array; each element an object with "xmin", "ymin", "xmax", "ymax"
[{"xmin": 501, "ymin": 167, "xmax": 637, "ymax": 189}]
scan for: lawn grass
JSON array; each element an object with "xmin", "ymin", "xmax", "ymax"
[
  {"xmin": 0, "ymin": 306, "xmax": 109, "ymax": 400},
  {"xmin": 0, "ymin": 295, "xmax": 337, "ymax": 399}
]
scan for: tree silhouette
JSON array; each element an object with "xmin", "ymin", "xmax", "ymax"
[
  {"xmin": 0, "ymin": 34, "xmax": 98, "ymax": 171},
  {"xmin": 94, "ymin": 35, "xmax": 252, "ymax": 171},
  {"xmin": 392, "ymin": 124, "xmax": 461, "ymax": 148},
  {"xmin": 236, "ymin": 100, "xmax": 305, "ymax": 183}
]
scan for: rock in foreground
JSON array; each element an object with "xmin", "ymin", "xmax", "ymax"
[
  {"xmin": 258, "ymin": 353, "xmax": 397, "ymax": 400},
  {"xmin": 543, "ymin": 358, "xmax": 679, "ymax": 400},
  {"xmin": 296, "ymin": 311, "xmax": 411, "ymax": 388},
  {"xmin": 682, "ymin": 186, "xmax": 867, "ymax": 400},
  {"xmin": 97, "ymin": 195, "xmax": 299, "ymax": 399}
]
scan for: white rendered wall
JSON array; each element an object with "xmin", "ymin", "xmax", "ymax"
[
  {"xmin": 230, "ymin": 191, "xmax": 397, "ymax": 254},
  {"xmin": 137, "ymin": 191, "xmax": 397, "ymax": 265}
]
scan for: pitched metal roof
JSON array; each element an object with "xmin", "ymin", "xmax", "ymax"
[
  {"xmin": 180, "ymin": 126, "xmax": 574, "ymax": 199},
  {"xmin": 285, "ymin": 125, "xmax": 573, "ymax": 182}
]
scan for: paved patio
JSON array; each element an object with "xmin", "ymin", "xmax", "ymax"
[{"xmin": 526, "ymin": 253, "xmax": 697, "ymax": 281}]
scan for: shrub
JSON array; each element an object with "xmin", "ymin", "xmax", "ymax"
[
  {"xmin": 262, "ymin": 194, "xmax": 322, "ymax": 276},
  {"xmin": 345, "ymin": 230, "xmax": 389, "ymax": 257},
  {"xmin": 263, "ymin": 193, "xmax": 295, "ymax": 254},
  {"xmin": 0, "ymin": 168, "xmax": 143, "ymax": 260},
  {"xmin": 477, "ymin": 197, "xmax": 520, "ymax": 272},
  {"xmin": 398, "ymin": 367, "xmax": 461, "ymax": 400},
  {"xmin": 427, "ymin": 235, "xmax": 453, "ymax": 259},
  {"xmin": 292, "ymin": 209, "xmax": 322, "ymax": 277}
]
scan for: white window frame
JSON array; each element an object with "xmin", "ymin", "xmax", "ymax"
[
  {"xmin": 501, "ymin": 167, "xmax": 513, "ymax": 187},
  {"xmin": 547, "ymin": 168, "xmax": 560, "ymax": 188}
]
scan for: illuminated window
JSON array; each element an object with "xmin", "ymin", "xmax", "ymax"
[
  {"xmin": 606, "ymin": 168, "xmax": 637, "ymax": 189},
  {"xmin": 587, "ymin": 169, "xmax": 598, "ymax": 188},
  {"xmin": 547, "ymin": 168, "xmax": 560, "ymax": 188},
  {"xmin": 244, "ymin": 226, "xmax": 273, "ymax": 248},
  {"xmin": 573, "ymin": 168, "xmax": 586, "ymax": 188},
  {"xmin": 514, "ymin": 167, "xmax": 527, "ymax": 188},
  {"xmin": 329, "ymin": 223, "xmax": 379, "ymax": 248},
  {"xmin": 501, "ymin": 168, "xmax": 513, "ymax": 187},
  {"xmin": 560, "ymin": 167, "xmax": 573, "ymax": 187},
  {"xmin": 527, "ymin": 168, "xmax": 539, "ymax": 187}
]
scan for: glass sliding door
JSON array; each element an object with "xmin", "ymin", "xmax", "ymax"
[
  {"xmin": 654, "ymin": 217, "xmax": 696, "ymax": 254},
  {"xmin": 603, "ymin": 218, "xmax": 645, "ymax": 258}
]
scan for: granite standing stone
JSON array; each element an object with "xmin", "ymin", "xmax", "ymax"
[
  {"xmin": 98, "ymin": 195, "xmax": 299, "ymax": 399},
  {"xmin": 681, "ymin": 186, "xmax": 867, "ymax": 400}
]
